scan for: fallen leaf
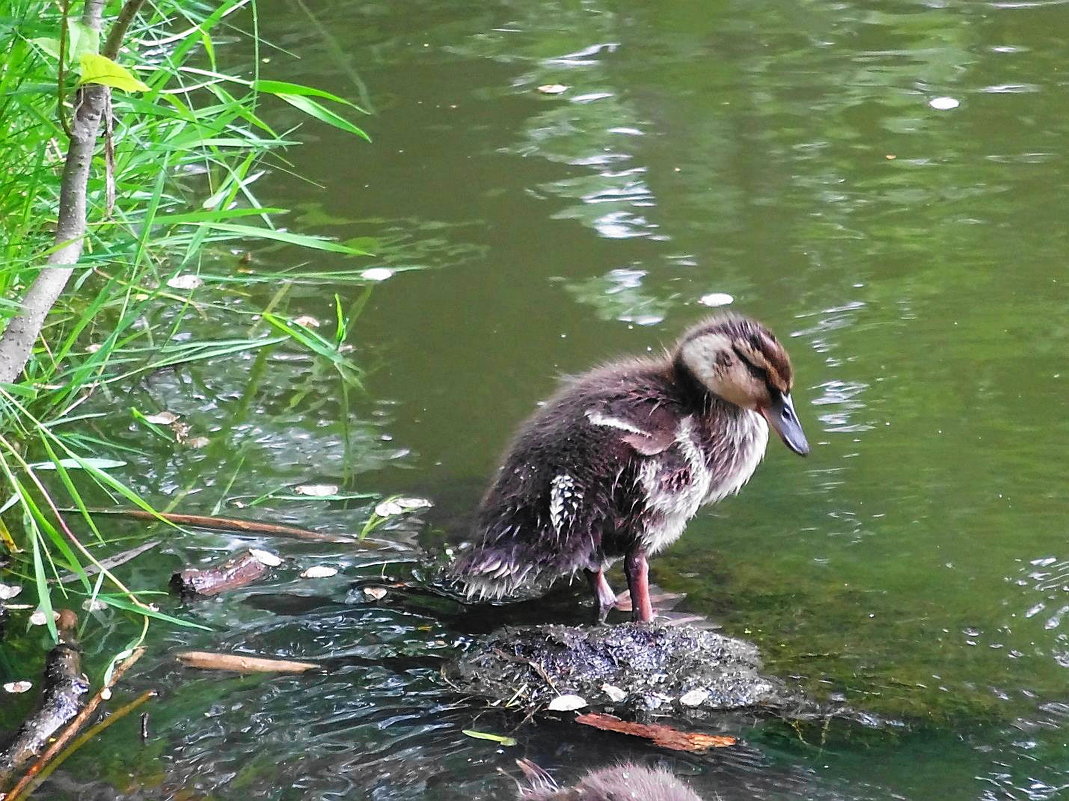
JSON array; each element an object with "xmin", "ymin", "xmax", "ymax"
[
  {"xmin": 462, "ymin": 729, "xmax": 517, "ymax": 747},
  {"xmin": 547, "ymin": 694, "xmax": 588, "ymax": 712},
  {"xmin": 698, "ymin": 292, "xmax": 733, "ymax": 308},
  {"xmin": 300, "ymin": 565, "xmax": 338, "ymax": 579},
  {"xmin": 575, "ymin": 712, "xmax": 737, "ymax": 752},
  {"xmin": 249, "ymin": 549, "xmax": 283, "ymax": 567},
  {"xmin": 928, "ymin": 96, "xmax": 960, "ymax": 110},
  {"xmin": 601, "ymin": 684, "xmax": 626, "ymax": 702},
  {"xmin": 166, "ymin": 274, "xmax": 204, "ymax": 290},
  {"xmin": 144, "ymin": 411, "xmax": 179, "ymax": 425},
  {"xmin": 295, "ymin": 484, "xmax": 340, "ymax": 497},
  {"xmin": 679, "ymin": 688, "xmax": 710, "ymax": 707},
  {"xmin": 361, "ymin": 267, "xmax": 394, "ymax": 282}
]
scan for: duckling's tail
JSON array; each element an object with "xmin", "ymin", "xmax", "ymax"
[{"xmin": 449, "ymin": 544, "xmax": 561, "ymax": 602}]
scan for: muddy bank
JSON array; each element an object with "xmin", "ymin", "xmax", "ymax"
[{"xmin": 449, "ymin": 622, "xmax": 824, "ymax": 724}]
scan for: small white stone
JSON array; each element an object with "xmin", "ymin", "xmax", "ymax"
[
  {"xmin": 547, "ymin": 694, "xmax": 588, "ymax": 712},
  {"xmin": 300, "ymin": 565, "xmax": 338, "ymax": 579},
  {"xmin": 601, "ymin": 684, "xmax": 627, "ymax": 702},
  {"xmin": 679, "ymin": 688, "xmax": 710, "ymax": 707},
  {"xmin": 4, "ymin": 681, "xmax": 32, "ymax": 693},
  {"xmin": 361, "ymin": 267, "xmax": 394, "ymax": 282},
  {"xmin": 294, "ymin": 484, "xmax": 339, "ymax": 497},
  {"xmin": 929, "ymin": 96, "xmax": 960, "ymax": 110},
  {"xmin": 698, "ymin": 292, "xmax": 734, "ymax": 308},
  {"xmin": 249, "ymin": 549, "xmax": 282, "ymax": 567}
]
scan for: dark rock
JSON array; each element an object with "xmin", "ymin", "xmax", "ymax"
[{"xmin": 448, "ymin": 622, "xmax": 819, "ymax": 723}]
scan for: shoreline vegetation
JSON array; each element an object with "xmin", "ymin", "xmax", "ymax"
[{"xmin": 0, "ymin": 1, "xmax": 382, "ymax": 792}]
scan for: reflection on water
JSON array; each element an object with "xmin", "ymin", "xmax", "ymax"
[{"xmin": 21, "ymin": 0, "xmax": 1069, "ymax": 798}]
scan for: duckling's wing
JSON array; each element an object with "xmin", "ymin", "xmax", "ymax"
[{"xmin": 584, "ymin": 396, "xmax": 679, "ymax": 457}]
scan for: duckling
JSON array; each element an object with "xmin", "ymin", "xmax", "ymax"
[
  {"xmin": 453, "ymin": 314, "xmax": 808, "ymax": 623},
  {"xmin": 516, "ymin": 759, "xmax": 703, "ymax": 801}
]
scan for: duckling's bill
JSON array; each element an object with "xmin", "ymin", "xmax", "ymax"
[{"xmin": 761, "ymin": 391, "xmax": 809, "ymax": 456}]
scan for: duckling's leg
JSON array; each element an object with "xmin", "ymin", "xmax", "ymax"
[
  {"xmin": 585, "ymin": 567, "xmax": 617, "ymax": 624},
  {"xmin": 623, "ymin": 548, "xmax": 653, "ymax": 623}
]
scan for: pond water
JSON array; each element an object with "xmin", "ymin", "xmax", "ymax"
[{"xmin": 9, "ymin": 0, "xmax": 1069, "ymax": 798}]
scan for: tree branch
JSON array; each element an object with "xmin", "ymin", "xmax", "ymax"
[{"xmin": 0, "ymin": 0, "xmax": 142, "ymax": 385}]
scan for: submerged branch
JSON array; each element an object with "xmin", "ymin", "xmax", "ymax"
[
  {"xmin": 0, "ymin": 611, "xmax": 88, "ymax": 791},
  {"xmin": 2, "ymin": 647, "xmax": 144, "ymax": 801},
  {"xmin": 74, "ymin": 507, "xmax": 372, "ymax": 544}
]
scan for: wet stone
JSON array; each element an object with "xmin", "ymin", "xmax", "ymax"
[{"xmin": 448, "ymin": 622, "xmax": 820, "ymax": 723}]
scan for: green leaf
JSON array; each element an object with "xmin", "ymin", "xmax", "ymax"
[
  {"xmin": 29, "ymin": 458, "xmax": 126, "ymax": 470},
  {"xmin": 275, "ymin": 94, "xmax": 371, "ymax": 141},
  {"xmin": 68, "ymin": 20, "xmax": 100, "ymax": 60},
  {"xmin": 254, "ymin": 80, "xmax": 366, "ymax": 112},
  {"xmin": 30, "ymin": 38, "xmax": 62, "ymax": 61},
  {"xmin": 182, "ymin": 222, "xmax": 369, "ymax": 254},
  {"xmin": 77, "ymin": 53, "xmax": 149, "ymax": 92},
  {"xmin": 462, "ymin": 730, "xmax": 517, "ymax": 747}
]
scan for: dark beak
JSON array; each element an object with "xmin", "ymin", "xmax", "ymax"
[{"xmin": 761, "ymin": 392, "xmax": 810, "ymax": 456}]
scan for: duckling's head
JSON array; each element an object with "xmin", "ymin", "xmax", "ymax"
[{"xmin": 675, "ymin": 314, "xmax": 810, "ymax": 456}]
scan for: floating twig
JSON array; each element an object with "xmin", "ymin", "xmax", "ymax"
[
  {"xmin": 575, "ymin": 711, "xmax": 737, "ymax": 752},
  {"xmin": 175, "ymin": 651, "xmax": 319, "ymax": 674}
]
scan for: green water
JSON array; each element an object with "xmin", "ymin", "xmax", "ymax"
[{"xmin": 8, "ymin": 0, "xmax": 1069, "ymax": 798}]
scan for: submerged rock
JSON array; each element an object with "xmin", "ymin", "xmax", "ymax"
[{"xmin": 449, "ymin": 622, "xmax": 818, "ymax": 722}]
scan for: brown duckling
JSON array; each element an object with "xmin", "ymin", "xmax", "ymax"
[
  {"xmin": 453, "ymin": 314, "xmax": 808, "ymax": 622},
  {"xmin": 516, "ymin": 759, "xmax": 703, "ymax": 801}
]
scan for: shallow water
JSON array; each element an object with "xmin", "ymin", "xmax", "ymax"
[{"xmin": 9, "ymin": 0, "xmax": 1069, "ymax": 798}]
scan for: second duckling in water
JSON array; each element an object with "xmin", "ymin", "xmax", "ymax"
[{"xmin": 453, "ymin": 314, "xmax": 808, "ymax": 622}]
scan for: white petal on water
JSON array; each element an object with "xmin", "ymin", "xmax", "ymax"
[
  {"xmin": 4, "ymin": 681, "xmax": 32, "ymax": 694},
  {"xmin": 537, "ymin": 84, "xmax": 568, "ymax": 95},
  {"xmin": 82, "ymin": 599, "xmax": 107, "ymax": 612},
  {"xmin": 0, "ymin": 583, "xmax": 22, "ymax": 600},
  {"xmin": 928, "ymin": 96, "xmax": 960, "ymax": 110},
  {"xmin": 295, "ymin": 484, "xmax": 339, "ymax": 497},
  {"xmin": 698, "ymin": 292, "xmax": 734, "ymax": 308},
  {"xmin": 293, "ymin": 315, "xmax": 320, "ymax": 328},
  {"xmin": 363, "ymin": 586, "xmax": 387, "ymax": 600},
  {"xmin": 300, "ymin": 565, "xmax": 339, "ymax": 579},
  {"xmin": 249, "ymin": 549, "xmax": 283, "ymax": 567},
  {"xmin": 361, "ymin": 267, "xmax": 394, "ymax": 282},
  {"xmin": 679, "ymin": 688, "xmax": 710, "ymax": 707},
  {"xmin": 547, "ymin": 694, "xmax": 588, "ymax": 711},
  {"xmin": 166, "ymin": 274, "xmax": 204, "ymax": 290}
]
